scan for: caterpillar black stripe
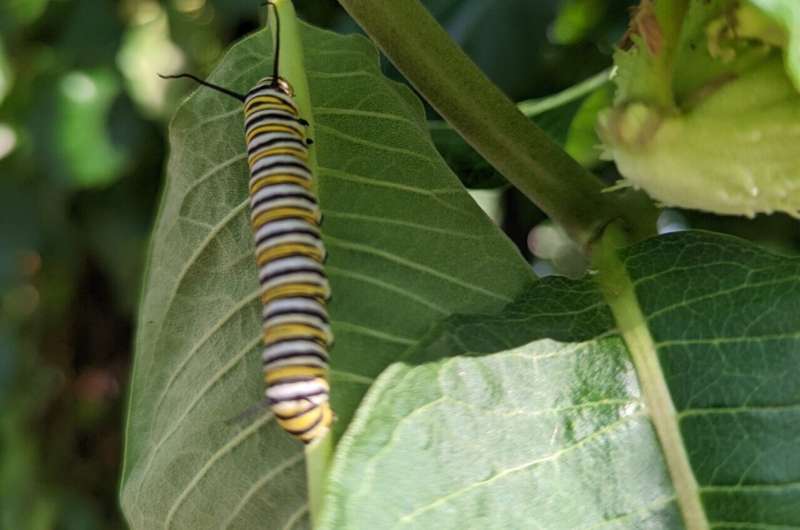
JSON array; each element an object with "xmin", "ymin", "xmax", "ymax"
[{"xmin": 160, "ymin": 2, "xmax": 333, "ymax": 443}]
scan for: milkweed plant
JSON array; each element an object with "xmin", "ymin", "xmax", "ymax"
[{"xmin": 121, "ymin": 1, "xmax": 800, "ymax": 529}]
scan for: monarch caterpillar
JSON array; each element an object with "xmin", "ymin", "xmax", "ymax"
[{"xmin": 160, "ymin": 2, "xmax": 333, "ymax": 444}]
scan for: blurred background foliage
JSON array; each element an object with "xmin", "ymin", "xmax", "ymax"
[{"xmin": 0, "ymin": 0, "xmax": 797, "ymax": 528}]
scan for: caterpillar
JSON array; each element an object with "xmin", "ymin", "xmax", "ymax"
[{"xmin": 160, "ymin": 2, "xmax": 333, "ymax": 444}]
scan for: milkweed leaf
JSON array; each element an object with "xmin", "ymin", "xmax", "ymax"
[
  {"xmin": 119, "ymin": 22, "xmax": 534, "ymax": 530},
  {"xmin": 321, "ymin": 231, "xmax": 800, "ymax": 529}
]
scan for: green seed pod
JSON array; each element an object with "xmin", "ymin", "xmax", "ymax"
[{"xmin": 599, "ymin": 0, "xmax": 800, "ymax": 217}]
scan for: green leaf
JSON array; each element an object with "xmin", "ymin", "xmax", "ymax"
[
  {"xmin": 120, "ymin": 22, "xmax": 534, "ymax": 529},
  {"xmin": 320, "ymin": 230, "xmax": 800, "ymax": 529},
  {"xmin": 563, "ymin": 80, "xmax": 613, "ymax": 167}
]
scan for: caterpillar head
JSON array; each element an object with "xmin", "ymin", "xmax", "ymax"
[{"xmin": 253, "ymin": 76, "xmax": 294, "ymax": 97}]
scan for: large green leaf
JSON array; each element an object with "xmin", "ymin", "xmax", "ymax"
[
  {"xmin": 320, "ymin": 231, "xmax": 800, "ymax": 529},
  {"xmin": 119, "ymin": 22, "xmax": 534, "ymax": 530}
]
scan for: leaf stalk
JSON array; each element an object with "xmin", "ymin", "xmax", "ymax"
[{"xmin": 271, "ymin": 0, "xmax": 329, "ymax": 524}]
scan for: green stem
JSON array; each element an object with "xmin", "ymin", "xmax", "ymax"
[
  {"xmin": 306, "ymin": 432, "xmax": 333, "ymax": 528},
  {"xmin": 272, "ymin": 2, "xmax": 330, "ymax": 525},
  {"xmin": 517, "ymin": 68, "xmax": 612, "ymax": 117},
  {"xmin": 273, "ymin": 0, "xmax": 318, "ymax": 192},
  {"xmin": 593, "ymin": 222, "xmax": 709, "ymax": 530},
  {"xmin": 335, "ymin": 0, "xmax": 656, "ymax": 247}
]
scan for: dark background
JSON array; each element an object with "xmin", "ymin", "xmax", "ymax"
[{"xmin": 1, "ymin": 0, "xmax": 797, "ymax": 528}]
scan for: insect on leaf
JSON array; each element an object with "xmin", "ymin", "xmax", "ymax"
[{"xmin": 119, "ymin": 21, "xmax": 534, "ymax": 530}]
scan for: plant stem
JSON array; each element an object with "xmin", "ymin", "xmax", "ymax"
[
  {"xmin": 273, "ymin": 0, "xmax": 318, "ymax": 192},
  {"xmin": 593, "ymin": 222, "xmax": 709, "ymax": 530},
  {"xmin": 336, "ymin": 0, "xmax": 656, "ymax": 247},
  {"xmin": 272, "ymin": 2, "xmax": 330, "ymax": 525},
  {"xmin": 306, "ymin": 432, "xmax": 333, "ymax": 528},
  {"xmin": 517, "ymin": 68, "xmax": 612, "ymax": 117}
]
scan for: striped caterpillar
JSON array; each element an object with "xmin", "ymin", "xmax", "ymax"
[{"xmin": 160, "ymin": 2, "xmax": 332, "ymax": 443}]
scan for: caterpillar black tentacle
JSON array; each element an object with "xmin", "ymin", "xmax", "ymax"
[
  {"xmin": 162, "ymin": 2, "xmax": 333, "ymax": 443},
  {"xmin": 156, "ymin": 73, "xmax": 246, "ymax": 101}
]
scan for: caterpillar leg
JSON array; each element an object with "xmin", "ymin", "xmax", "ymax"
[{"xmin": 297, "ymin": 118, "xmax": 313, "ymax": 145}]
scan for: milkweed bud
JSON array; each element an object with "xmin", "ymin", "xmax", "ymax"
[{"xmin": 599, "ymin": 0, "xmax": 800, "ymax": 217}]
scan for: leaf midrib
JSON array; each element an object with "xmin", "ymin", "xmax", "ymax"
[{"xmin": 596, "ymin": 230, "xmax": 710, "ymax": 530}]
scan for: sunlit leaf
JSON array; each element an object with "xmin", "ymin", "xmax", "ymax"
[{"xmin": 322, "ymin": 231, "xmax": 800, "ymax": 529}]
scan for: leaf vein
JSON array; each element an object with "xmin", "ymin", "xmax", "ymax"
[
  {"xmin": 220, "ymin": 454, "xmax": 305, "ymax": 529},
  {"xmin": 644, "ymin": 277, "xmax": 798, "ymax": 322},
  {"xmin": 331, "ymin": 320, "xmax": 417, "ymax": 345},
  {"xmin": 392, "ymin": 414, "xmax": 644, "ymax": 528},
  {"xmin": 317, "ymin": 123, "xmax": 434, "ymax": 163},
  {"xmin": 162, "ymin": 412, "xmax": 276, "ymax": 528},
  {"xmin": 326, "ymin": 265, "xmax": 450, "ymax": 314},
  {"xmin": 325, "ymin": 235, "xmax": 512, "ymax": 302},
  {"xmin": 323, "ymin": 210, "xmax": 486, "ymax": 239},
  {"xmin": 136, "ymin": 335, "xmax": 262, "ymax": 499}
]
